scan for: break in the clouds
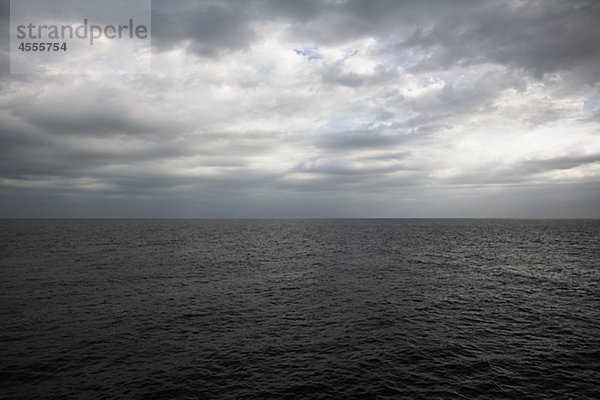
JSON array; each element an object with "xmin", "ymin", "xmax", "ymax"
[{"xmin": 1, "ymin": 0, "xmax": 600, "ymax": 217}]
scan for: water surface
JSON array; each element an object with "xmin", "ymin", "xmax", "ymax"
[{"xmin": 1, "ymin": 219, "xmax": 599, "ymax": 399}]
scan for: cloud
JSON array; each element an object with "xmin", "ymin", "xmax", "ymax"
[
  {"xmin": 0, "ymin": 0, "xmax": 11, "ymax": 79},
  {"xmin": 152, "ymin": 1, "xmax": 257, "ymax": 57},
  {"xmin": 398, "ymin": 1, "xmax": 600, "ymax": 83},
  {"xmin": 1, "ymin": 0, "xmax": 599, "ymax": 217}
]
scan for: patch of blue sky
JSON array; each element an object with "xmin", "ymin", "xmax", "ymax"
[
  {"xmin": 321, "ymin": 107, "xmax": 413, "ymax": 133},
  {"xmin": 254, "ymin": 66, "xmax": 273, "ymax": 81},
  {"xmin": 294, "ymin": 48, "xmax": 322, "ymax": 61},
  {"xmin": 323, "ymin": 114, "xmax": 377, "ymax": 133},
  {"xmin": 582, "ymin": 94, "xmax": 600, "ymax": 112},
  {"xmin": 384, "ymin": 47, "xmax": 424, "ymax": 69}
]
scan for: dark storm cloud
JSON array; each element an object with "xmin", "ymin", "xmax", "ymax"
[
  {"xmin": 151, "ymin": 0, "xmax": 256, "ymax": 57},
  {"xmin": 149, "ymin": 0, "xmax": 457, "ymax": 57},
  {"xmin": 152, "ymin": 0, "xmax": 600, "ymax": 85},
  {"xmin": 274, "ymin": 0, "xmax": 460, "ymax": 45},
  {"xmin": 0, "ymin": 129, "xmax": 273, "ymax": 180},
  {"xmin": 398, "ymin": 0, "xmax": 600, "ymax": 82},
  {"xmin": 0, "ymin": 0, "xmax": 8, "ymax": 21},
  {"xmin": 0, "ymin": 0, "xmax": 10, "ymax": 78},
  {"xmin": 0, "ymin": 97, "xmax": 282, "ymax": 190}
]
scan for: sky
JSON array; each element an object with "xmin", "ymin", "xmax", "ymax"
[{"xmin": 1, "ymin": 0, "xmax": 600, "ymax": 218}]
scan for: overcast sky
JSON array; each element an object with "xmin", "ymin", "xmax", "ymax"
[{"xmin": 1, "ymin": 0, "xmax": 600, "ymax": 218}]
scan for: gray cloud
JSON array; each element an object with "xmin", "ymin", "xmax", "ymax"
[
  {"xmin": 322, "ymin": 61, "xmax": 397, "ymax": 88},
  {"xmin": 1, "ymin": 0, "xmax": 599, "ymax": 217},
  {"xmin": 315, "ymin": 129, "xmax": 412, "ymax": 151},
  {"xmin": 152, "ymin": 0, "xmax": 257, "ymax": 57},
  {"xmin": 521, "ymin": 153, "xmax": 600, "ymax": 174},
  {"xmin": 0, "ymin": 0, "xmax": 10, "ymax": 78},
  {"xmin": 399, "ymin": 1, "xmax": 600, "ymax": 83}
]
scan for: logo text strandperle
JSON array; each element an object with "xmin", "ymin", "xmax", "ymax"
[{"xmin": 16, "ymin": 19, "xmax": 148, "ymax": 45}]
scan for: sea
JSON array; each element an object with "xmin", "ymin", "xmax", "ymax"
[{"xmin": 1, "ymin": 219, "xmax": 599, "ymax": 399}]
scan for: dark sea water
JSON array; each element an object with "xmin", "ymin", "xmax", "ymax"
[{"xmin": 1, "ymin": 219, "xmax": 599, "ymax": 399}]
